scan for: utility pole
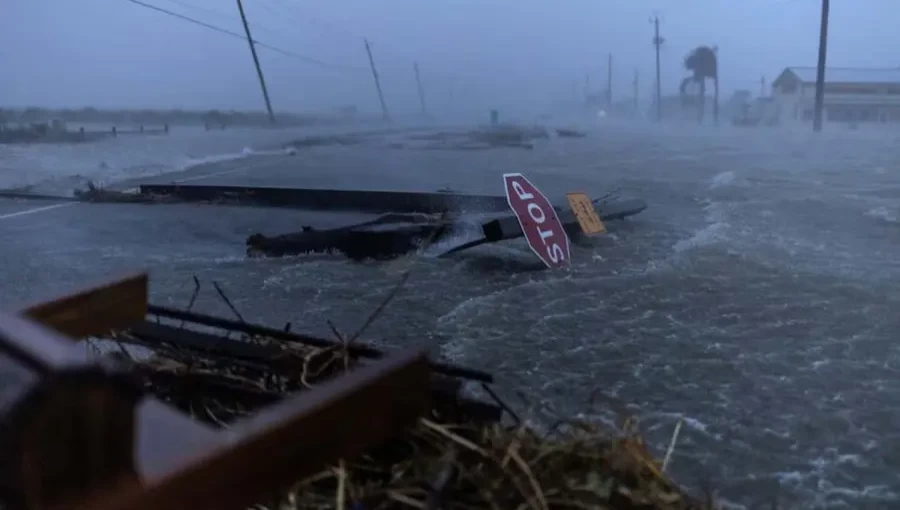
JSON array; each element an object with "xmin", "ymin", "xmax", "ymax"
[
  {"xmin": 651, "ymin": 15, "xmax": 664, "ymax": 122},
  {"xmin": 633, "ymin": 69, "xmax": 639, "ymax": 115},
  {"xmin": 413, "ymin": 62, "xmax": 428, "ymax": 118},
  {"xmin": 364, "ymin": 38, "xmax": 390, "ymax": 122},
  {"xmin": 813, "ymin": 0, "xmax": 830, "ymax": 132},
  {"xmin": 760, "ymin": 76, "xmax": 767, "ymax": 97},
  {"xmin": 236, "ymin": 0, "xmax": 275, "ymax": 124},
  {"xmin": 584, "ymin": 74, "xmax": 591, "ymax": 100},
  {"xmin": 607, "ymin": 54, "xmax": 613, "ymax": 108},
  {"xmin": 448, "ymin": 79, "xmax": 456, "ymax": 118}
]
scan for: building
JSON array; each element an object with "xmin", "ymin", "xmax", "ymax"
[{"xmin": 768, "ymin": 67, "xmax": 900, "ymax": 125}]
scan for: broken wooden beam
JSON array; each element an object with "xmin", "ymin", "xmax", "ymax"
[
  {"xmin": 0, "ymin": 308, "xmax": 432, "ymax": 510},
  {"xmin": 20, "ymin": 273, "xmax": 148, "ymax": 339},
  {"xmin": 83, "ymin": 349, "xmax": 430, "ymax": 510},
  {"xmin": 0, "ymin": 310, "xmax": 96, "ymax": 373},
  {"xmin": 137, "ymin": 183, "xmax": 511, "ymax": 214}
]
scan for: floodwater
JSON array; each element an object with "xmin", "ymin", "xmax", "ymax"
[
  {"xmin": 0, "ymin": 122, "xmax": 396, "ymax": 194},
  {"xmin": 3, "ymin": 120, "xmax": 900, "ymax": 509}
]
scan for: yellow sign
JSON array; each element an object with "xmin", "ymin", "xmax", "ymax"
[{"xmin": 566, "ymin": 192, "xmax": 606, "ymax": 235}]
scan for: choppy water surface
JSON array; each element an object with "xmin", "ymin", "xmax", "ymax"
[{"xmin": 6, "ymin": 120, "xmax": 900, "ymax": 509}]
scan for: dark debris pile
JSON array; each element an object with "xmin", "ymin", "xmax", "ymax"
[{"xmin": 98, "ymin": 323, "xmax": 707, "ymax": 510}]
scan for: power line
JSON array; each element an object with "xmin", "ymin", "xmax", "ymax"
[
  {"xmin": 158, "ymin": 0, "xmax": 232, "ymax": 21},
  {"xmin": 160, "ymin": 0, "xmax": 333, "ymax": 60},
  {"xmin": 121, "ymin": 0, "xmax": 368, "ymax": 72},
  {"xmin": 260, "ymin": 0, "xmax": 458, "ymax": 81},
  {"xmin": 264, "ymin": 0, "xmax": 366, "ymax": 43}
]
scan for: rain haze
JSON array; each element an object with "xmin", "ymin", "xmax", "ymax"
[
  {"xmin": 5, "ymin": 1, "xmax": 900, "ymax": 510},
  {"xmin": 2, "ymin": 0, "xmax": 897, "ymax": 115}
]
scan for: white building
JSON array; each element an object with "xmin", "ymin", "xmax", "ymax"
[{"xmin": 768, "ymin": 67, "xmax": 900, "ymax": 125}]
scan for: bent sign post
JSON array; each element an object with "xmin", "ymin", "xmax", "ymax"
[{"xmin": 503, "ymin": 173, "xmax": 571, "ymax": 269}]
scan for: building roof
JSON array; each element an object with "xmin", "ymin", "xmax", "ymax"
[{"xmin": 778, "ymin": 67, "xmax": 900, "ymax": 85}]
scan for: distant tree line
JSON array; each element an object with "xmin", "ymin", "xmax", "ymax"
[{"xmin": 0, "ymin": 106, "xmax": 360, "ymax": 127}]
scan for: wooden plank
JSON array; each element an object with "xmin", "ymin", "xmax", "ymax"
[
  {"xmin": 83, "ymin": 349, "xmax": 430, "ymax": 510},
  {"xmin": 138, "ymin": 183, "xmax": 511, "ymax": 214},
  {"xmin": 21, "ymin": 273, "xmax": 148, "ymax": 339},
  {"xmin": 0, "ymin": 367, "xmax": 143, "ymax": 510},
  {"xmin": 0, "ymin": 311, "xmax": 92, "ymax": 374},
  {"xmin": 0, "ymin": 311, "xmax": 228, "ymax": 510}
]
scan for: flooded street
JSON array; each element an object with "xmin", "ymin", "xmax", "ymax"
[{"xmin": 3, "ymin": 121, "xmax": 900, "ymax": 508}]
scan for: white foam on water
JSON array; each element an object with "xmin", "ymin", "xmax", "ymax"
[
  {"xmin": 709, "ymin": 170, "xmax": 737, "ymax": 189},
  {"xmin": 672, "ymin": 200, "xmax": 731, "ymax": 253},
  {"xmin": 672, "ymin": 221, "xmax": 730, "ymax": 253},
  {"xmin": 864, "ymin": 206, "xmax": 898, "ymax": 223},
  {"xmin": 420, "ymin": 219, "xmax": 494, "ymax": 259},
  {"xmin": 176, "ymin": 147, "xmax": 256, "ymax": 171},
  {"xmin": 437, "ymin": 274, "xmax": 574, "ymax": 362}
]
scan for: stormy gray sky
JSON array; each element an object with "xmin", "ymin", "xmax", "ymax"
[{"xmin": 2, "ymin": 0, "xmax": 896, "ymax": 116}]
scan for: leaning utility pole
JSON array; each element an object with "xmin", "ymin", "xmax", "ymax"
[
  {"xmin": 236, "ymin": 0, "xmax": 275, "ymax": 124},
  {"xmin": 633, "ymin": 69, "xmax": 639, "ymax": 114},
  {"xmin": 813, "ymin": 0, "xmax": 830, "ymax": 132},
  {"xmin": 651, "ymin": 15, "xmax": 664, "ymax": 122},
  {"xmin": 364, "ymin": 38, "xmax": 390, "ymax": 122},
  {"xmin": 607, "ymin": 54, "xmax": 613, "ymax": 107},
  {"xmin": 413, "ymin": 62, "xmax": 428, "ymax": 118}
]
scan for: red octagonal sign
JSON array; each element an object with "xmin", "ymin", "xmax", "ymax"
[{"xmin": 503, "ymin": 173, "xmax": 571, "ymax": 269}]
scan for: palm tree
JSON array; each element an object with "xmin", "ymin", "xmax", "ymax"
[{"xmin": 682, "ymin": 46, "xmax": 719, "ymax": 124}]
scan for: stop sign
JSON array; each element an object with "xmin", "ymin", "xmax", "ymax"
[{"xmin": 502, "ymin": 173, "xmax": 571, "ymax": 268}]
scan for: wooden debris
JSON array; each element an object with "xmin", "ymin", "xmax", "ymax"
[
  {"xmin": 0, "ymin": 307, "xmax": 431, "ymax": 510},
  {"xmin": 84, "ymin": 350, "xmax": 430, "ymax": 510},
  {"xmin": 99, "ymin": 321, "xmax": 706, "ymax": 510},
  {"xmin": 1, "ymin": 272, "xmax": 707, "ymax": 510},
  {"xmin": 21, "ymin": 273, "xmax": 148, "ymax": 339}
]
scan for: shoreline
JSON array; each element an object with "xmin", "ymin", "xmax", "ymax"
[{"xmin": 0, "ymin": 106, "xmax": 384, "ymax": 130}]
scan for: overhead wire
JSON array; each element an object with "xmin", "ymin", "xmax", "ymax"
[
  {"xmin": 158, "ymin": 0, "xmax": 340, "ymax": 59},
  {"xmin": 121, "ymin": 0, "xmax": 368, "ymax": 73},
  {"xmin": 259, "ymin": 0, "xmax": 459, "ymax": 81},
  {"xmin": 157, "ymin": 0, "xmax": 232, "ymax": 22}
]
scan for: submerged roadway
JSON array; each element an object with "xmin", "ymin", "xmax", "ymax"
[{"xmin": 0, "ymin": 154, "xmax": 397, "ymax": 310}]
